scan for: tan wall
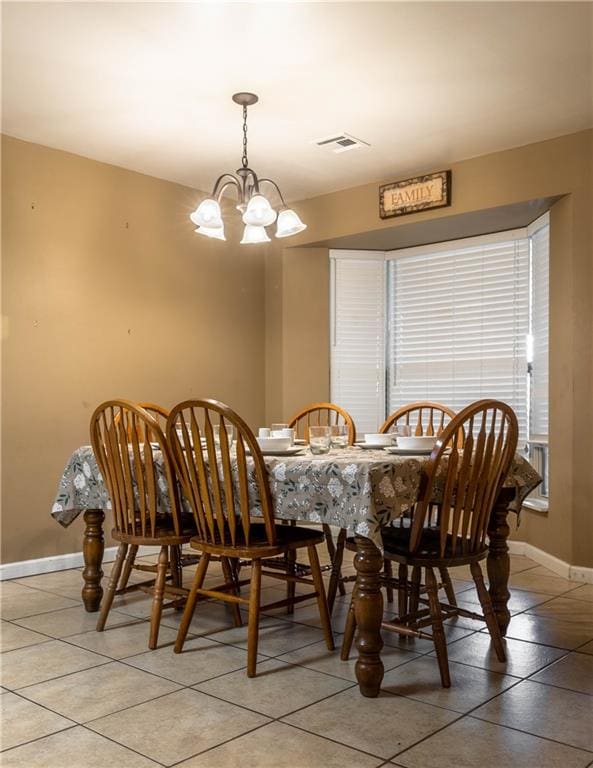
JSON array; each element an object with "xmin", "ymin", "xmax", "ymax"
[
  {"xmin": 1, "ymin": 135, "xmax": 269, "ymax": 563},
  {"xmin": 270, "ymin": 129, "xmax": 593, "ymax": 567},
  {"xmin": 2, "ymin": 130, "xmax": 592, "ymax": 569}
]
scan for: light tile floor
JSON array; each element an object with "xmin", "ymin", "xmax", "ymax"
[{"xmin": 1, "ymin": 553, "xmax": 593, "ymax": 768}]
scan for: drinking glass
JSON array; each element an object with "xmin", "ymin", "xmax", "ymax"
[
  {"xmin": 271, "ymin": 422, "xmax": 289, "ymax": 437},
  {"xmin": 330, "ymin": 424, "xmax": 349, "ymax": 448},
  {"xmin": 309, "ymin": 425, "xmax": 331, "ymax": 455}
]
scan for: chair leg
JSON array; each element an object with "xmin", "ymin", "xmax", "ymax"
[
  {"xmin": 323, "ymin": 524, "xmax": 346, "ymax": 597},
  {"xmin": 175, "ymin": 552, "xmax": 210, "ymax": 654},
  {"xmin": 425, "ymin": 566, "xmax": 451, "ymax": 688},
  {"xmin": 327, "ymin": 528, "xmax": 347, "ymax": 614},
  {"xmin": 285, "ymin": 549, "xmax": 296, "ymax": 615},
  {"xmin": 307, "ymin": 544, "xmax": 335, "ymax": 651},
  {"xmin": 221, "ymin": 557, "xmax": 243, "ymax": 627},
  {"xmin": 470, "ymin": 560, "xmax": 507, "ymax": 662},
  {"xmin": 397, "ymin": 563, "xmax": 408, "ymax": 618},
  {"xmin": 97, "ymin": 542, "xmax": 127, "ymax": 631},
  {"xmin": 247, "ymin": 559, "xmax": 262, "ymax": 678},
  {"xmin": 408, "ymin": 565, "xmax": 421, "ymax": 621},
  {"xmin": 340, "ymin": 598, "xmax": 356, "ymax": 660},
  {"xmin": 118, "ymin": 544, "xmax": 138, "ymax": 591},
  {"xmin": 170, "ymin": 545, "xmax": 182, "ymax": 589},
  {"xmin": 384, "ymin": 559, "xmax": 395, "ymax": 604},
  {"xmin": 229, "ymin": 557, "xmax": 242, "ymax": 593},
  {"xmin": 149, "ymin": 546, "xmax": 169, "ymax": 650},
  {"xmin": 439, "ymin": 566, "xmax": 457, "ymax": 607}
]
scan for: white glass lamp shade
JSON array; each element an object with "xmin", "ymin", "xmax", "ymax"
[
  {"xmin": 242, "ymin": 195, "xmax": 277, "ymax": 227},
  {"xmin": 194, "ymin": 226, "xmax": 226, "ymax": 241},
  {"xmin": 240, "ymin": 224, "xmax": 271, "ymax": 245},
  {"xmin": 190, "ymin": 198, "xmax": 223, "ymax": 229},
  {"xmin": 275, "ymin": 208, "xmax": 307, "ymax": 238}
]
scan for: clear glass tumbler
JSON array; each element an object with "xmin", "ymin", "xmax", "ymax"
[
  {"xmin": 330, "ymin": 424, "xmax": 349, "ymax": 448},
  {"xmin": 309, "ymin": 425, "xmax": 331, "ymax": 455}
]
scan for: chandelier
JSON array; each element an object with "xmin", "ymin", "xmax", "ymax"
[{"xmin": 190, "ymin": 93, "xmax": 307, "ymax": 244}]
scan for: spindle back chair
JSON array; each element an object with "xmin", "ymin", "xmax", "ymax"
[
  {"xmin": 287, "ymin": 402, "xmax": 356, "ymax": 610},
  {"xmin": 167, "ymin": 399, "xmax": 334, "ymax": 677},
  {"xmin": 329, "ymin": 402, "xmax": 459, "ymax": 613},
  {"xmin": 380, "ymin": 401, "xmax": 457, "ymax": 439},
  {"xmin": 342, "ymin": 399, "xmax": 519, "ymax": 687},
  {"xmin": 288, "ymin": 402, "xmax": 356, "ymax": 444},
  {"xmin": 90, "ymin": 400, "xmax": 194, "ymax": 648}
]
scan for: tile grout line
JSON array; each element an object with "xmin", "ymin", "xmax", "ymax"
[
  {"xmin": 519, "ymin": 673, "xmax": 593, "ymax": 698},
  {"xmin": 0, "ymin": 723, "xmax": 81, "ymax": 757},
  {"xmin": 468, "ymin": 712, "xmax": 593, "ymax": 755},
  {"xmin": 384, "ymin": 674, "xmax": 530, "ymax": 762},
  {"xmin": 3, "ymin": 562, "xmax": 592, "ymax": 765}
]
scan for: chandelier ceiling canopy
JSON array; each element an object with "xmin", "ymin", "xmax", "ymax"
[{"xmin": 190, "ymin": 92, "xmax": 307, "ymax": 244}]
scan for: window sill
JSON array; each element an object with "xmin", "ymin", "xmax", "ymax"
[{"xmin": 523, "ymin": 498, "xmax": 549, "ymax": 514}]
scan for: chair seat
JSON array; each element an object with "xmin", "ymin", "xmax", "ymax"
[
  {"xmin": 345, "ymin": 527, "xmax": 488, "ymax": 567},
  {"xmin": 383, "ymin": 527, "xmax": 488, "ymax": 567},
  {"xmin": 189, "ymin": 523, "xmax": 326, "ymax": 559},
  {"xmin": 112, "ymin": 517, "xmax": 196, "ymax": 546}
]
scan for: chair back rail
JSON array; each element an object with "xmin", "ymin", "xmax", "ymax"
[
  {"xmin": 410, "ymin": 399, "xmax": 518, "ymax": 558},
  {"xmin": 114, "ymin": 402, "xmax": 169, "ymax": 439},
  {"xmin": 90, "ymin": 399, "xmax": 182, "ymax": 539},
  {"xmin": 380, "ymin": 401, "xmax": 456, "ymax": 437},
  {"xmin": 288, "ymin": 402, "xmax": 356, "ymax": 444},
  {"xmin": 167, "ymin": 399, "xmax": 276, "ymax": 548}
]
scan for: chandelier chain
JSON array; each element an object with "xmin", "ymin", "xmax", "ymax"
[{"xmin": 242, "ymin": 105, "xmax": 248, "ymax": 168}]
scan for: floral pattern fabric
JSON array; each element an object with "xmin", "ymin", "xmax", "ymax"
[{"xmin": 51, "ymin": 445, "xmax": 541, "ymax": 550}]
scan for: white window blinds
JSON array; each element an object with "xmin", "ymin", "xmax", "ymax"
[
  {"xmin": 528, "ymin": 213, "xmax": 549, "ymax": 439},
  {"xmin": 330, "ymin": 253, "xmax": 385, "ymax": 434},
  {"xmin": 386, "ymin": 232, "xmax": 530, "ymax": 440}
]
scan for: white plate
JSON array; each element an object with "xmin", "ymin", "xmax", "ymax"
[
  {"xmin": 384, "ymin": 446, "xmax": 434, "ymax": 455},
  {"xmin": 246, "ymin": 446, "xmax": 306, "ymax": 457},
  {"xmin": 355, "ymin": 442, "xmax": 393, "ymax": 450}
]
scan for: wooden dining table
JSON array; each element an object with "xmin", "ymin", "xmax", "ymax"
[{"xmin": 51, "ymin": 443, "xmax": 541, "ymax": 697}]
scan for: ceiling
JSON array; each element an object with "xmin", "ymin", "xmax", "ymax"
[{"xmin": 2, "ymin": 2, "xmax": 592, "ymax": 202}]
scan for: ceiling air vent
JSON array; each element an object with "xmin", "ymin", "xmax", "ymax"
[{"xmin": 314, "ymin": 133, "xmax": 370, "ymax": 154}]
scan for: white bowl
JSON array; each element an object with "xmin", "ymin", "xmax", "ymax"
[
  {"xmin": 364, "ymin": 433, "xmax": 393, "ymax": 446},
  {"xmin": 256, "ymin": 436, "xmax": 291, "ymax": 452},
  {"xmin": 396, "ymin": 435, "xmax": 437, "ymax": 451}
]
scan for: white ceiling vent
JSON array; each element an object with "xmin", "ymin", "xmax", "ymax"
[{"xmin": 314, "ymin": 133, "xmax": 370, "ymax": 154}]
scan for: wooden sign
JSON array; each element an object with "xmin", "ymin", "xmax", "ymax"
[{"xmin": 379, "ymin": 170, "xmax": 451, "ymax": 219}]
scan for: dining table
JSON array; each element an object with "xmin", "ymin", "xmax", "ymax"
[{"xmin": 51, "ymin": 443, "xmax": 541, "ymax": 698}]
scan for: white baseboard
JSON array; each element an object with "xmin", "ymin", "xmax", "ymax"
[
  {"xmin": 2, "ymin": 541, "xmax": 592, "ymax": 584},
  {"xmin": 508, "ymin": 541, "xmax": 593, "ymax": 584},
  {"xmin": 0, "ymin": 546, "xmax": 161, "ymax": 581}
]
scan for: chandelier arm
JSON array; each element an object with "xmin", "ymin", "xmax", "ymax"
[
  {"xmin": 257, "ymin": 178, "xmax": 287, "ymax": 209},
  {"xmin": 211, "ymin": 174, "xmax": 242, "ymax": 201}
]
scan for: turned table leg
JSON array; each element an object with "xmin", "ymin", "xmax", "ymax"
[
  {"xmin": 82, "ymin": 509, "xmax": 105, "ymax": 612},
  {"xmin": 353, "ymin": 535, "xmax": 384, "ymax": 697},
  {"xmin": 487, "ymin": 488, "xmax": 514, "ymax": 636}
]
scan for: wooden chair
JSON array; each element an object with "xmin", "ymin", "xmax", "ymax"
[
  {"xmin": 288, "ymin": 402, "xmax": 357, "ymax": 444},
  {"xmin": 380, "ymin": 401, "xmax": 457, "ymax": 437},
  {"xmin": 113, "ymin": 402, "xmax": 172, "ymax": 591},
  {"xmin": 341, "ymin": 399, "xmax": 518, "ymax": 687},
  {"xmin": 328, "ymin": 402, "xmax": 458, "ymax": 612},
  {"xmin": 168, "ymin": 399, "xmax": 334, "ymax": 677},
  {"xmin": 114, "ymin": 401, "xmax": 169, "ymax": 436},
  {"xmin": 90, "ymin": 399, "xmax": 195, "ymax": 649},
  {"xmin": 287, "ymin": 402, "xmax": 357, "ymax": 611},
  {"xmin": 382, "ymin": 402, "xmax": 459, "ymax": 608}
]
